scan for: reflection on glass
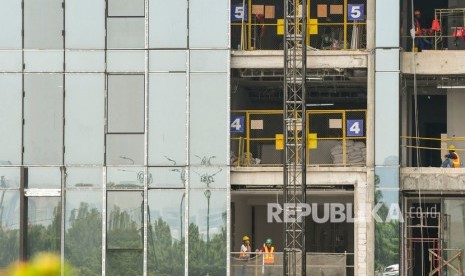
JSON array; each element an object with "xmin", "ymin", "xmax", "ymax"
[
  {"xmin": 66, "ymin": 168, "xmax": 102, "ymax": 188},
  {"xmin": 106, "ymin": 134, "xmax": 144, "ymax": 166},
  {"xmin": 65, "ymin": 191, "xmax": 102, "ymax": 275},
  {"xmin": 26, "ymin": 197, "xmax": 61, "ymax": 259},
  {"xmin": 374, "ymin": 189, "xmax": 400, "ymax": 272},
  {"xmin": 27, "ymin": 168, "xmax": 61, "ymax": 189},
  {"xmin": 149, "ymin": 167, "xmax": 185, "ymax": 188},
  {"xmin": 0, "ymin": 168, "xmax": 20, "ymax": 189},
  {"xmin": 188, "ymin": 190, "xmax": 226, "ymax": 275},
  {"xmin": 0, "ymin": 191, "xmax": 20, "ymax": 268},
  {"xmin": 107, "ymin": 167, "xmax": 144, "ymax": 189},
  {"xmin": 106, "ymin": 251, "xmax": 142, "ymax": 276},
  {"xmin": 147, "ymin": 190, "xmax": 185, "ymax": 275},
  {"xmin": 107, "ymin": 191, "xmax": 143, "ymax": 249},
  {"xmin": 190, "ymin": 167, "xmax": 226, "ymax": 189}
]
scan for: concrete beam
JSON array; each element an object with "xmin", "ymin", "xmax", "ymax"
[
  {"xmin": 401, "ymin": 167, "xmax": 465, "ymax": 191},
  {"xmin": 231, "ymin": 167, "xmax": 367, "ymax": 186},
  {"xmin": 401, "ymin": 51, "xmax": 465, "ymax": 74},
  {"xmin": 231, "ymin": 50, "xmax": 368, "ymax": 69}
]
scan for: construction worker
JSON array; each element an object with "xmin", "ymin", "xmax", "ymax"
[
  {"xmin": 413, "ymin": 10, "xmax": 425, "ymax": 52},
  {"xmin": 259, "ymin": 238, "xmax": 276, "ymax": 275},
  {"xmin": 442, "ymin": 145, "xmax": 461, "ymax": 168},
  {"xmin": 239, "ymin": 235, "xmax": 251, "ymax": 260}
]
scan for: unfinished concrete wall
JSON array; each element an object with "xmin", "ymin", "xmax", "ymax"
[{"xmin": 447, "ymin": 89, "xmax": 465, "ymax": 150}]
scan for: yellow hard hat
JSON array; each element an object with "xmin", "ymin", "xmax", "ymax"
[
  {"xmin": 242, "ymin": 235, "xmax": 250, "ymax": 242},
  {"xmin": 449, "ymin": 145, "xmax": 456, "ymax": 150}
]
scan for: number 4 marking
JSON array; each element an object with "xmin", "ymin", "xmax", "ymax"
[
  {"xmin": 350, "ymin": 121, "xmax": 361, "ymax": 134},
  {"xmin": 231, "ymin": 118, "xmax": 242, "ymax": 131}
]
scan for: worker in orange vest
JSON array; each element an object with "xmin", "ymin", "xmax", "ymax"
[
  {"xmin": 239, "ymin": 235, "xmax": 251, "ymax": 260},
  {"xmin": 259, "ymin": 238, "xmax": 276, "ymax": 275},
  {"xmin": 442, "ymin": 145, "xmax": 461, "ymax": 168}
]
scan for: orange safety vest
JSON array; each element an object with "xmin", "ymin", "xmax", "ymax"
[
  {"xmin": 453, "ymin": 151, "xmax": 461, "ymax": 168},
  {"xmin": 264, "ymin": 246, "xmax": 275, "ymax": 264},
  {"xmin": 239, "ymin": 245, "xmax": 250, "ymax": 259}
]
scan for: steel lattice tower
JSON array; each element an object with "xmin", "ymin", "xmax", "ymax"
[{"xmin": 283, "ymin": 0, "xmax": 307, "ymax": 275}]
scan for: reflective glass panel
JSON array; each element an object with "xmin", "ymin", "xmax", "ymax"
[
  {"xmin": 0, "ymin": 74, "xmax": 22, "ymax": 165},
  {"xmin": 190, "ymin": 50, "xmax": 229, "ymax": 73},
  {"xmin": 106, "ymin": 134, "xmax": 144, "ymax": 165},
  {"xmin": 149, "ymin": 0, "xmax": 187, "ymax": 48},
  {"xmin": 24, "ymin": 0, "xmax": 63, "ymax": 49},
  {"xmin": 108, "ymin": 75, "xmax": 144, "ymax": 133},
  {"xmin": 24, "ymin": 50, "xmax": 63, "ymax": 72},
  {"xmin": 106, "ymin": 251, "xmax": 143, "ymax": 276},
  {"xmin": 188, "ymin": 190, "xmax": 227, "ymax": 275},
  {"xmin": 189, "ymin": 0, "xmax": 229, "ymax": 48},
  {"xmin": 65, "ymin": 51, "xmax": 105, "ymax": 72},
  {"xmin": 26, "ymin": 197, "xmax": 61, "ymax": 259},
  {"xmin": 149, "ymin": 50, "xmax": 187, "ymax": 72},
  {"xmin": 107, "ymin": 50, "xmax": 145, "ymax": 72},
  {"xmin": 0, "ymin": 0, "xmax": 22, "ymax": 49},
  {"xmin": 0, "ymin": 51, "xmax": 22, "ymax": 71},
  {"xmin": 147, "ymin": 190, "xmax": 185, "ymax": 275},
  {"xmin": 65, "ymin": 0, "xmax": 105, "ymax": 49},
  {"xmin": 65, "ymin": 74, "xmax": 105, "ymax": 165},
  {"xmin": 65, "ymin": 190, "xmax": 102, "ymax": 275},
  {"xmin": 190, "ymin": 74, "xmax": 228, "ymax": 165},
  {"xmin": 108, "ymin": 0, "xmax": 144, "ymax": 16},
  {"xmin": 107, "ymin": 167, "xmax": 144, "ymax": 189},
  {"xmin": 190, "ymin": 166, "xmax": 227, "ymax": 189},
  {"xmin": 0, "ymin": 168, "xmax": 20, "ymax": 189},
  {"xmin": 148, "ymin": 167, "xmax": 185, "ymax": 188},
  {"xmin": 24, "ymin": 74, "xmax": 63, "ymax": 165},
  {"xmin": 107, "ymin": 18, "xmax": 144, "ymax": 49},
  {"xmin": 107, "ymin": 191, "xmax": 143, "ymax": 249},
  {"xmin": 444, "ymin": 199, "xmax": 465, "ymax": 274},
  {"xmin": 0, "ymin": 191, "xmax": 20, "ymax": 268},
  {"xmin": 65, "ymin": 168, "xmax": 102, "ymax": 188},
  {"xmin": 27, "ymin": 168, "xmax": 61, "ymax": 189},
  {"xmin": 148, "ymin": 73, "xmax": 187, "ymax": 166}
]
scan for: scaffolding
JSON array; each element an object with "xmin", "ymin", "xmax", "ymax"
[
  {"xmin": 434, "ymin": 8, "xmax": 465, "ymax": 49},
  {"xmin": 283, "ymin": 0, "xmax": 307, "ymax": 275}
]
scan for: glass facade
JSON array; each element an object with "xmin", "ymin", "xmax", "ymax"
[{"xmin": 0, "ymin": 0, "xmax": 230, "ymax": 275}]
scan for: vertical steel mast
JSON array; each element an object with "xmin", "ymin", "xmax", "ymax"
[{"xmin": 283, "ymin": 0, "xmax": 307, "ymax": 275}]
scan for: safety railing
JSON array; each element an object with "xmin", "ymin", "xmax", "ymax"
[
  {"xmin": 401, "ymin": 136, "xmax": 465, "ymax": 167},
  {"xmin": 230, "ymin": 109, "xmax": 367, "ymax": 167},
  {"xmin": 231, "ymin": 0, "xmax": 367, "ymax": 51},
  {"xmin": 231, "ymin": 251, "xmax": 354, "ymax": 275},
  {"xmin": 400, "ymin": 8, "xmax": 465, "ymax": 51}
]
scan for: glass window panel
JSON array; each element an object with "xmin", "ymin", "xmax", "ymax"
[
  {"xmin": 107, "ymin": 167, "xmax": 144, "ymax": 189},
  {"xmin": 108, "ymin": 75, "xmax": 144, "ymax": 133},
  {"xmin": 27, "ymin": 168, "xmax": 61, "ymax": 189},
  {"xmin": 147, "ymin": 190, "xmax": 185, "ymax": 275},
  {"xmin": 149, "ymin": 0, "xmax": 187, "ymax": 48},
  {"xmin": 375, "ymin": 167, "xmax": 399, "ymax": 189},
  {"xmin": 149, "ymin": 74, "xmax": 187, "ymax": 166},
  {"xmin": 149, "ymin": 50, "xmax": 187, "ymax": 72},
  {"xmin": 148, "ymin": 167, "xmax": 185, "ymax": 188},
  {"xmin": 106, "ymin": 134, "xmax": 144, "ymax": 165},
  {"xmin": 65, "ymin": 190, "xmax": 102, "ymax": 275},
  {"xmin": 107, "ymin": 18, "xmax": 144, "ymax": 49},
  {"xmin": 24, "ymin": 74, "xmax": 63, "ymax": 165},
  {"xmin": 107, "ymin": 50, "xmax": 145, "ymax": 72},
  {"xmin": 189, "ymin": 0, "xmax": 228, "ymax": 48},
  {"xmin": 188, "ymin": 190, "xmax": 227, "ymax": 275},
  {"xmin": 65, "ymin": 0, "xmax": 105, "ymax": 49},
  {"xmin": 106, "ymin": 251, "xmax": 143, "ymax": 276},
  {"xmin": 190, "ymin": 50, "xmax": 229, "ymax": 73},
  {"xmin": 190, "ymin": 166, "xmax": 227, "ymax": 189},
  {"xmin": 65, "ymin": 168, "xmax": 102, "ymax": 188},
  {"xmin": 65, "ymin": 51, "xmax": 105, "ymax": 72},
  {"xmin": 0, "ymin": 74, "xmax": 22, "ymax": 165},
  {"xmin": 0, "ymin": 51, "xmax": 22, "ymax": 72},
  {"xmin": 65, "ymin": 74, "xmax": 105, "ymax": 165},
  {"xmin": 0, "ymin": 191, "xmax": 20, "ymax": 268},
  {"xmin": 108, "ymin": 0, "xmax": 144, "ymax": 16},
  {"xmin": 24, "ymin": 0, "xmax": 63, "ymax": 49},
  {"xmin": 24, "ymin": 51, "xmax": 64, "ymax": 72},
  {"xmin": 0, "ymin": 0, "xmax": 22, "ymax": 49},
  {"xmin": 107, "ymin": 191, "xmax": 143, "ymax": 249},
  {"xmin": 26, "ymin": 197, "xmax": 61, "ymax": 259},
  {"xmin": 0, "ymin": 168, "xmax": 20, "ymax": 189},
  {"xmin": 375, "ymin": 72, "xmax": 399, "ymax": 166},
  {"xmin": 190, "ymin": 74, "xmax": 228, "ymax": 165},
  {"xmin": 444, "ymin": 198, "xmax": 465, "ymax": 274}
]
